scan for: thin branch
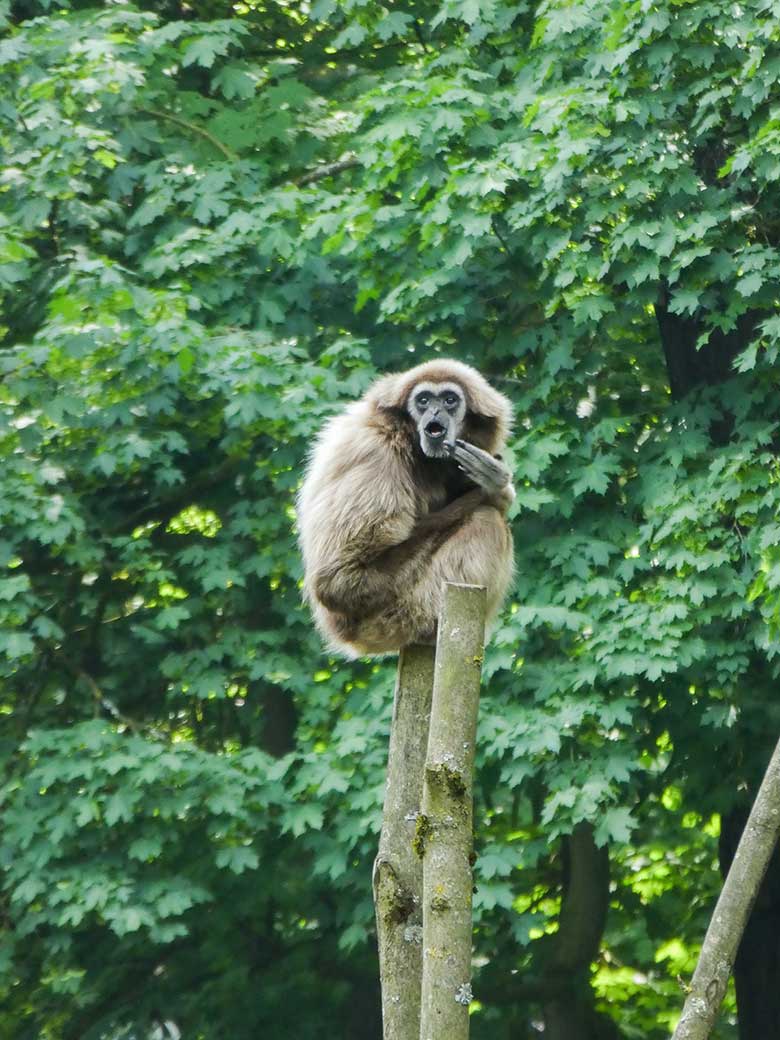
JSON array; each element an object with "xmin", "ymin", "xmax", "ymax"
[
  {"xmin": 70, "ymin": 667, "xmax": 139, "ymax": 733},
  {"xmin": 108, "ymin": 454, "xmax": 244, "ymax": 536},
  {"xmin": 672, "ymin": 734, "xmax": 780, "ymax": 1040},
  {"xmin": 138, "ymin": 108, "xmax": 238, "ymax": 161},
  {"xmin": 295, "ymin": 154, "xmax": 360, "ymax": 186},
  {"xmin": 0, "ymin": 362, "xmax": 29, "ymax": 383},
  {"xmin": 414, "ymin": 21, "xmax": 431, "ymax": 53},
  {"xmin": 54, "ymin": 650, "xmax": 168, "ymax": 740},
  {"xmin": 491, "ymin": 215, "xmax": 512, "ymax": 254}
]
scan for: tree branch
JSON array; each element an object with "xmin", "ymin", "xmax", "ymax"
[
  {"xmin": 295, "ymin": 155, "xmax": 360, "ymax": 186},
  {"xmin": 138, "ymin": 108, "xmax": 238, "ymax": 161},
  {"xmin": 108, "ymin": 454, "xmax": 244, "ymax": 536},
  {"xmin": 673, "ymin": 734, "xmax": 780, "ymax": 1040}
]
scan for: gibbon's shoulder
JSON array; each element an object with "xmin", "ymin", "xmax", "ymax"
[{"xmin": 311, "ymin": 397, "xmax": 410, "ymax": 464}]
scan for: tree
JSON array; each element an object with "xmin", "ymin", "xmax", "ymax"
[{"xmin": 2, "ymin": 0, "xmax": 779, "ymax": 1036}]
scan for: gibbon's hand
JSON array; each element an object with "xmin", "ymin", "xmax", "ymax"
[{"xmin": 448, "ymin": 439, "xmax": 513, "ymax": 500}]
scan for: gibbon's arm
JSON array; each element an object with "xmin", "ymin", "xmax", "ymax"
[
  {"xmin": 373, "ymin": 488, "xmax": 487, "ymax": 574},
  {"xmin": 312, "ymin": 479, "xmax": 487, "ymax": 619},
  {"xmin": 368, "ymin": 452, "xmax": 514, "ymax": 584}
]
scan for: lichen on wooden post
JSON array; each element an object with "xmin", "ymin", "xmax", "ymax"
[
  {"xmin": 672, "ymin": 734, "xmax": 780, "ymax": 1040},
  {"xmin": 419, "ymin": 581, "xmax": 487, "ymax": 1040},
  {"xmin": 374, "ymin": 644, "xmax": 436, "ymax": 1040}
]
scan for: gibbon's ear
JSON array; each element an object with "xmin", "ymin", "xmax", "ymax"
[
  {"xmin": 458, "ymin": 371, "xmax": 513, "ymax": 450},
  {"xmin": 366, "ymin": 371, "xmax": 409, "ymax": 413}
]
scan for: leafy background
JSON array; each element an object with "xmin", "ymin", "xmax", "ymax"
[{"xmin": 2, "ymin": 0, "xmax": 780, "ymax": 1036}]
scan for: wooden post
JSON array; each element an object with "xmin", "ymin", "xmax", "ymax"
[
  {"xmin": 374, "ymin": 644, "xmax": 436, "ymax": 1040},
  {"xmin": 419, "ymin": 582, "xmax": 487, "ymax": 1040},
  {"xmin": 672, "ymin": 734, "xmax": 780, "ymax": 1040}
]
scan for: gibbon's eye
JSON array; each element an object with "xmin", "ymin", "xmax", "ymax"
[
  {"xmin": 444, "ymin": 393, "xmax": 460, "ymax": 408},
  {"xmin": 416, "ymin": 393, "xmax": 430, "ymax": 409}
]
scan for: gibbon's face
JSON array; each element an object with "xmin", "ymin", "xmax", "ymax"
[{"xmin": 407, "ymin": 381, "xmax": 467, "ymax": 459}]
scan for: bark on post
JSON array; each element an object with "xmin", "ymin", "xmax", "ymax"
[
  {"xmin": 374, "ymin": 644, "xmax": 436, "ymax": 1040},
  {"xmin": 418, "ymin": 582, "xmax": 487, "ymax": 1040},
  {"xmin": 672, "ymin": 735, "xmax": 780, "ymax": 1040}
]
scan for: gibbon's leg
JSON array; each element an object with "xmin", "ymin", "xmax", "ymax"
[
  {"xmin": 425, "ymin": 504, "xmax": 513, "ymax": 624},
  {"xmin": 349, "ymin": 505, "xmax": 512, "ymax": 653}
]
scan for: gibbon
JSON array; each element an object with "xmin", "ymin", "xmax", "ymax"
[{"xmin": 298, "ymin": 359, "xmax": 515, "ymax": 656}]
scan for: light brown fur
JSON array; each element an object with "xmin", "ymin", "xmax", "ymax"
[{"xmin": 298, "ymin": 359, "xmax": 515, "ymax": 657}]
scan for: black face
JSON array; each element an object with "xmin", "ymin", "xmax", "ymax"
[{"xmin": 408, "ymin": 382, "xmax": 467, "ymax": 459}]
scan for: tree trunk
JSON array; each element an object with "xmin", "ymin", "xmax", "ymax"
[
  {"xmin": 543, "ymin": 823, "xmax": 614, "ymax": 1040},
  {"xmin": 419, "ymin": 582, "xmax": 487, "ymax": 1040},
  {"xmin": 374, "ymin": 644, "xmax": 436, "ymax": 1040}
]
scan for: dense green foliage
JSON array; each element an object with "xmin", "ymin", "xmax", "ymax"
[{"xmin": 2, "ymin": 0, "xmax": 780, "ymax": 1035}]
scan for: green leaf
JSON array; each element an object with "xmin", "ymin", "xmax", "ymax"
[
  {"xmin": 181, "ymin": 33, "xmax": 232, "ymax": 68},
  {"xmin": 284, "ymin": 804, "xmax": 324, "ymax": 837},
  {"xmin": 213, "ymin": 63, "xmax": 255, "ymax": 100},
  {"xmin": 594, "ymin": 807, "xmax": 637, "ymax": 846},
  {"xmin": 215, "ymin": 846, "xmax": 259, "ymax": 874}
]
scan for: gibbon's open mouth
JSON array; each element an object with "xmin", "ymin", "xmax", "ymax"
[{"xmin": 425, "ymin": 421, "xmax": 446, "ymax": 439}]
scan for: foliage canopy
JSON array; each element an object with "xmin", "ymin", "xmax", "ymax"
[{"xmin": 2, "ymin": 0, "xmax": 780, "ymax": 1036}]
